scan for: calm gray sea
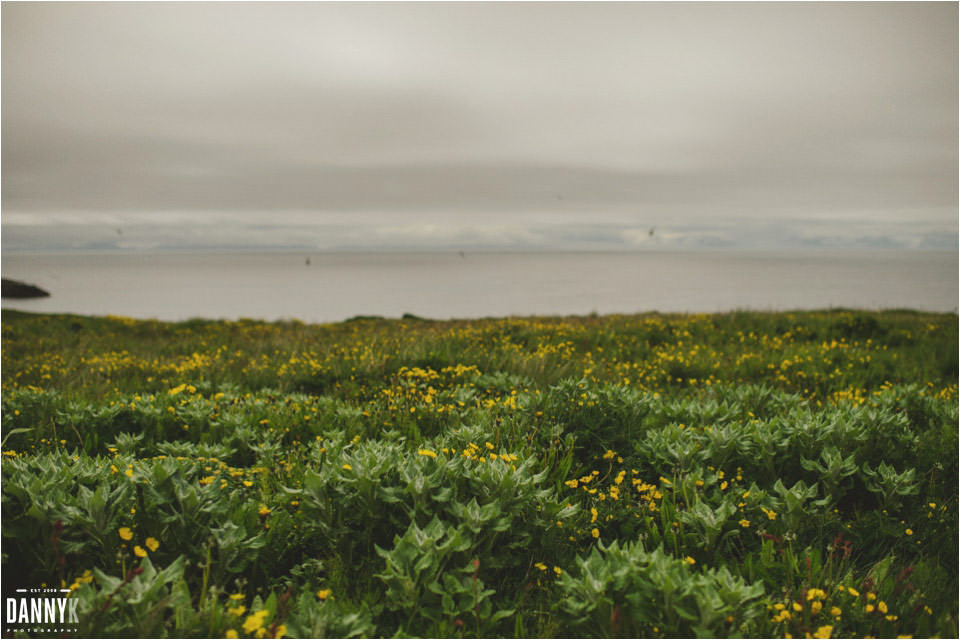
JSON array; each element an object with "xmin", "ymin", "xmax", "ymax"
[{"xmin": 1, "ymin": 249, "xmax": 957, "ymax": 323}]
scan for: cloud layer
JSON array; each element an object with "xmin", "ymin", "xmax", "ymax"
[{"xmin": 2, "ymin": 3, "xmax": 956, "ymax": 251}]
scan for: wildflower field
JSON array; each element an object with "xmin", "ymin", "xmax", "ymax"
[{"xmin": 1, "ymin": 308, "xmax": 957, "ymax": 638}]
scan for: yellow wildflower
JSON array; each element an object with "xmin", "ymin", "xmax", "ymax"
[
  {"xmin": 739, "ymin": 519, "xmax": 750, "ymax": 527},
  {"xmin": 417, "ymin": 449, "xmax": 437, "ymax": 458},
  {"xmin": 812, "ymin": 625, "xmax": 833, "ymax": 639},
  {"xmin": 316, "ymin": 589, "xmax": 332, "ymax": 600},
  {"xmin": 772, "ymin": 610, "xmax": 791, "ymax": 623},
  {"xmin": 342, "ymin": 464, "xmax": 352, "ymax": 471},
  {"xmin": 534, "ymin": 562, "xmax": 547, "ymax": 571},
  {"xmin": 118, "ymin": 527, "xmax": 134, "ymax": 541},
  {"xmin": 225, "ymin": 630, "xmax": 239, "ymax": 639},
  {"xmin": 242, "ymin": 610, "xmax": 269, "ymax": 633},
  {"xmin": 878, "ymin": 601, "xmax": 888, "ymax": 614},
  {"xmin": 591, "ymin": 528, "xmax": 600, "ymax": 539},
  {"xmin": 133, "ymin": 545, "xmax": 147, "ymax": 558}
]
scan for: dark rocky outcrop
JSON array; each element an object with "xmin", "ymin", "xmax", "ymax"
[{"xmin": 1, "ymin": 278, "xmax": 50, "ymax": 299}]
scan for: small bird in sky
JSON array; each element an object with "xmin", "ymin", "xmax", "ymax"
[{"xmin": 649, "ymin": 227, "xmax": 656, "ymax": 237}]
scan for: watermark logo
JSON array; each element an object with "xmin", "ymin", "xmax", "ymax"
[{"xmin": 5, "ymin": 586, "xmax": 79, "ymax": 635}]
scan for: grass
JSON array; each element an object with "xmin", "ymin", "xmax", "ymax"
[{"xmin": 1, "ymin": 308, "xmax": 957, "ymax": 637}]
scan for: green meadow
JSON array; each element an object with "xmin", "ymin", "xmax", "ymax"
[{"xmin": 1, "ymin": 308, "xmax": 957, "ymax": 638}]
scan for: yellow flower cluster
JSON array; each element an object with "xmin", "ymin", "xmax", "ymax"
[
  {"xmin": 67, "ymin": 569, "xmax": 94, "ymax": 592},
  {"xmin": 459, "ymin": 441, "xmax": 519, "ymax": 466},
  {"xmin": 235, "ymin": 609, "xmax": 286, "ymax": 637},
  {"xmin": 118, "ymin": 527, "xmax": 159, "ymax": 557}
]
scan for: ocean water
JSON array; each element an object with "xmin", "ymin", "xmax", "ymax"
[{"xmin": 1, "ymin": 249, "xmax": 956, "ymax": 323}]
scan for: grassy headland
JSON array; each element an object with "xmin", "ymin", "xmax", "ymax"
[{"xmin": 1, "ymin": 309, "xmax": 957, "ymax": 637}]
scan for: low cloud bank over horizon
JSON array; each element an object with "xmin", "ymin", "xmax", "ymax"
[{"xmin": 3, "ymin": 3, "xmax": 957, "ymax": 253}]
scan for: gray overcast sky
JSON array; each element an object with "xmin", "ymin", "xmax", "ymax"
[{"xmin": 2, "ymin": 1, "xmax": 957, "ymax": 251}]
